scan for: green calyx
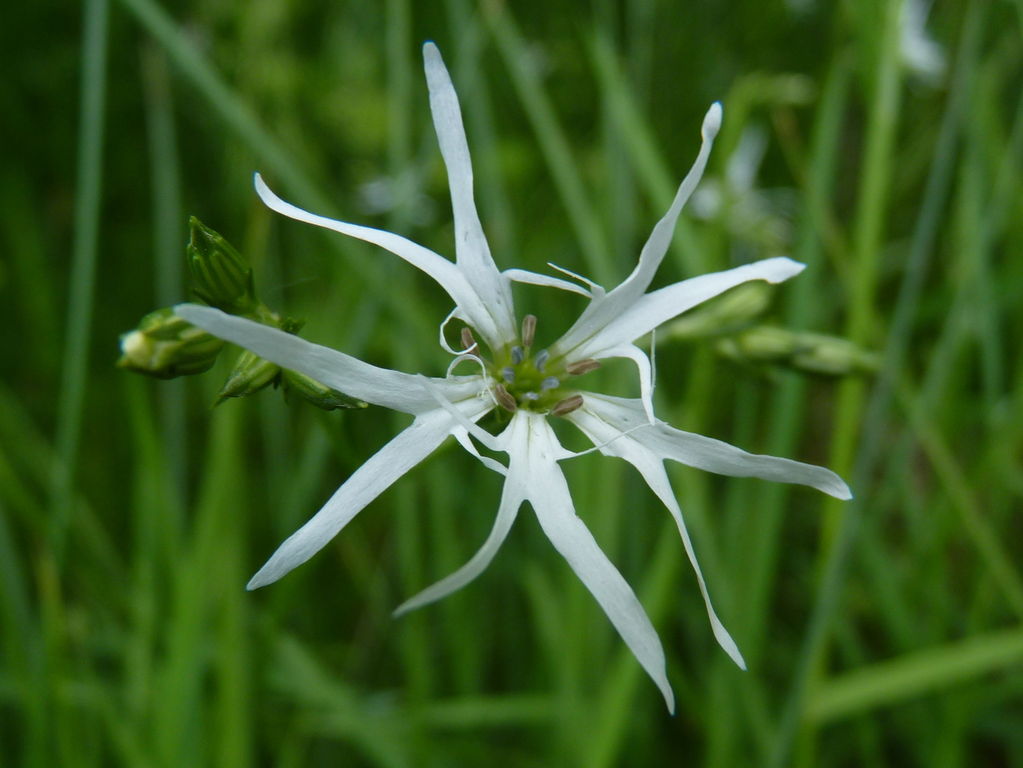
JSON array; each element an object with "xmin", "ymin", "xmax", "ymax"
[
  {"xmin": 118, "ymin": 216, "xmax": 365, "ymax": 412},
  {"xmin": 117, "ymin": 308, "xmax": 224, "ymax": 379},
  {"xmin": 187, "ymin": 216, "xmax": 257, "ymax": 315}
]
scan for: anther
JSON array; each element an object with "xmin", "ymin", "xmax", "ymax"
[
  {"xmin": 494, "ymin": 384, "xmax": 518, "ymax": 412},
  {"xmin": 522, "ymin": 391, "xmax": 540, "ymax": 401},
  {"xmin": 502, "ymin": 367, "xmax": 516, "ymax": 383},
  {"xmin": 566, "ymin": 358, "xmax": 601, "ymax": 376},
  {"xmin": 521, "ymin": 315, "xmax": 537, "ymax": 348},
  {"xmin": 460, "ymin": 327, "xmax": 478, "ymax": 354},
  {"xmin": 541, "ymin": 376, "xmax": 560, "ymax": 391},
  {"xmin": 511, "ymin": 346, "xmax": 524, "ymax": 364},
  {"xmin": 550, "ymin": 394, "xmax": 584, "ymax": 417},
  {"xmin": 534, "ymin": 349, "xmax": 549, "ymax": 372}
]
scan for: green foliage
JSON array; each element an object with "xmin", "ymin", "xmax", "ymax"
[{"xmin": 4, "ymin": 0, "xmax": 1023, "ymax": 766}]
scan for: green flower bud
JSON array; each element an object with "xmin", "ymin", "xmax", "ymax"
[
  {"xmin": 215, "ymin": 349, "xmax": 281, "ymax": 404},
  {"xmin": 118, "ymin": 308, "xmax": 225, "ymax": 379},
  {"xmin": 715, "ymin": 326, "xmax": 878, "ymax": 376},
  {"xmin": 281, "ymin": 369, "xmax": 367, "ymax": 411},
  {"xmin": 187, "ymin": 217, "xmax": 257, "ymax": 314}
]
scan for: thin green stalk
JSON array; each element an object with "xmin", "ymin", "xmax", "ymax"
[
  {"xmin": 152, "ymin": 404, "xmax": 245, "ymax": 765},
  {"xmin": 587, "ymin": 32, "xmax": 704, "ymax": 273},
  {"xmin": 899, "ymin": 377, "xmax": 1023, "ymax": 617},
  {"xmin": 141, "ymin": 44, "xmax": 187, "ymax": 537},
  {"xmin": 51, "ymin": 0, "xmax": 109, "ymax": 561},
  {"xmin": 740, "ymin": 51, "xmax": 853, "ymax": 668},
  {"xmin": 806, "ymin": 626, "xmax": 1023, "ymax": 724},
  {"xmin": 483, "ymin": 1, "xmax": 613, "ymax": 285},
  {"xmin": 768, "ymin": 5, "xmax": 983, "ymax": 765},
  {"xmin": 0, "ymin": 499, "xmax": 47, "ymax": 768}
]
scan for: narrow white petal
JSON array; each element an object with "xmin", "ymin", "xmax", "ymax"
[
  {"xmin": 394, "ymin": 410, "xmax": 533, "ymax": 616},
  {"xmin": 567, "ymin": 257, "xmax": 805, "ymax": 360},
  {"xmin": 393, "ymin": 444, "xmax": 523, "ymax": 616},
  {"xmin": 582, "ymin": 393, "xmax": 852, "ymax": 499},
  {"xmin": 553, "ymin": 103, "xmax": 722, "ymax": 355},
  {"xmin": 598, "ymin": 344, "xmax": 656, "ymax": 424},
  {"xmin": 422, "ymin": 43, "xmax": 517, "ymax": 347},
  {"xmin": 567, "ymin": 405, "xmax": 746, "ymax": 669},
  {"xmin": 452, "ymin": 427, "xmax": 508, "ymax": 476},
  {"xmin": 248, "ymin": 400, "xmax": 490, "ymax": 589},
  {"xmin": 503, "ymin": 268, "xmax": 592, "ymax": 298},
  {"xmin": 519, "ymin": 412, "xmax": 675, "ymax": 712},
  {"xmin": 175, "ymin": 304, "xmax": 480, "ymax": 415},
  {"xmin": 416, "ymin": 374, "xmax": 503, "ymax": 452},
  {"xmin": 254, "ymin": 173, "xmax": 506, "ymax": 350}
]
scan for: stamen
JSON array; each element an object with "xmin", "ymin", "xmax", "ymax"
[
  {"xmin": 541, "ymin": 376, "xmax": 560, "ymax": 391},
  {"xmin": 522, "ymin": 391, "xmax": 540, "ymax": 401},
  {"xmin": 521, "ymin": 314, "xmax": 537, "ymax": 348},
  {"xmin": 550, "ymin": 394, "xmax": 584, "ymax": 417},
  {"xmin": 511, "ymin": 346, "xmax": 524, "ymax": 364},
  {"xmin": 460, "ymin": 327, "xmax": 478, "ymax": 355},
  {"xmin": 566, "ymin": 358, "xmax": 601, "ymax": 376},
  {"xmin": 502, "ymin": 367, "xmax": 516, "ymax": 383},
  {"xmin": 534, "ymin": 349, "xmax": 549, "ymax": 372},
  {"xmin": 494, "ymin": 384, "xmax": 518, "ymax": 412}
]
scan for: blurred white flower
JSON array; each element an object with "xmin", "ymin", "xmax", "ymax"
[
  {"xmin": 901, "ymin": 0, "xmax": 946, "ymax": 84},
  {"xmin": 178, "ymin": 42, "xmax": 851, "ymax": 712},
  {"xmin": 691, "ymin": 125, "xmax": 796, "ymax": 256}
]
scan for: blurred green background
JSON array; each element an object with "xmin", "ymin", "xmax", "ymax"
[{"xmin": 3, "ymin": 0, "xmax": 1023, "ymax": 765}]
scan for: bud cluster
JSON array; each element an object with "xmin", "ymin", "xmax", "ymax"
[
  {"xmin": 118, "ymin": 217, "xmax": 365, "ymax": 411},
  {"xmin": 657, "ymin": 281, "xmax": 876, "ymax": 377},
  {"xmin": 716, "ymin": 326, "xmax": 878, "ymax": 376}
]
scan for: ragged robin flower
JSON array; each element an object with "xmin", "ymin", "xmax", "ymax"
[{"xmin": 177, "ymin": 42, "xmax": 850, "ymax": 712}]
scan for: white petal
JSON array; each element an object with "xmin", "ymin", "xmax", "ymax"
[
  {"xmin": 567, "ymin": 404, "xmax": 746, "ymax": 669},
  {"xmin": 393, "ymin": 432, "xmax": 523, "ymax": 616},
  {"xmin": 175, "ymin": 304, "xmax": 480, "ymax": 415},
  {"xmin": 254, "ymin": 174, "xmax": 507, "ymax": 350},
  {"xmin": 517, "ymin": 412, "xmax": 675, "ymax": 712},
  {"xmin": 582, "ymin": 393, "xmax": 852, "ymax": 499},
  {"xmin": 600, "ymin": 343, "xmax": 655, "ymax": 424},
  {"xmin": 248, "ymin": 399, "xmax": 490, "ymax": 589},
  {"xmin": 394, "ymin": 409, "xmax": 534, "ymax": 617},
  {"xmin": 565, "ymin": 257, "xmax": 805, "ymax": 360},
  {"xmin": 553, "ymin": 104, "xmax": 722, "ymax": 355},
  {"xmin": 452, "ymin": 427, "xmax": 508, "ymax": 476},
  {"xmin": 423, "ymin": 43, "xmax": 517, "ymax": 347},
  {"xmin": 416, "ymin": 374, "xmax": 503, "ymax": 452},
  {"xmin": 503, "ymin": 268, "xmax": 592, "ymax": 298}
]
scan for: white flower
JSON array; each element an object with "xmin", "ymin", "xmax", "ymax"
[
  {"xmin": 177, "ymin": 42, "xmax": 851, "ymax": 712},
  {"xmin": 900, "ymin": 0, "xmax": 946, "ymax": 85}
]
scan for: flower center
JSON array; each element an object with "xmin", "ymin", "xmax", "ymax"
[{"xmin": 464, "ymin": 315, "xmax": 598, "ymax": 416}]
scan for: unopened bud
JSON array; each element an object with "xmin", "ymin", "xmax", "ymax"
[
  {"xmin": 715, "ymin": 326, "xmax": 878, "ymax": 376},
  {"xmin": 187, "ymin": 217, "xmax": 257, "ymax": 314},
  {"xmin": 281, "ymin": 369, "xmax": 367, "ymax": 411},
  {"xmin": 215, "ymin": 349, "xmax": 280, "ymax": 404},
  {"xmin": 118, "ymin": 307, "xmax": 224, "ymax": 379}
]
